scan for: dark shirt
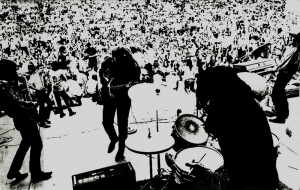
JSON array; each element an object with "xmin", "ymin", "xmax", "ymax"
[
  {"xmin": 84, "ymin": 47, "xmax": 97, "ymax": 57},
  {"xmin": 197, "ymin": 67, "xmax": 279, "ymax": 189},
  {"xmin": 111, "ymin": 58, "xmax": 140, "ymax": 84},
  {"xmin": 57, "ymin": 54, "xmax": 69, "ymax": 70},
  {"xmin": 280, "ymin": 47, "xmax": 300, "ymax": 74},
  {"xmin": 0, "ymin": 83, "xmax": 37, "ymax": 129},
  {"xmin": 84, "ymin": 47, "xmax": 97, "ymax": 68},
  {"xmin": 101, "ymin": 56, "xmax": 140, "ymax": 99}
]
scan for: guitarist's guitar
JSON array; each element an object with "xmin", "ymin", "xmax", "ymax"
[{"xmin": 107, "ymin": 78, "xmax": 139, "ymax": 98}]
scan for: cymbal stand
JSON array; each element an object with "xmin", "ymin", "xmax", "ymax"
[
  {"xmin": 129, "ymin": 104, "xmax": 138, "ymax": 124},
  {"xmin": 156, "ymin": 109, "xmax": 159, "ymax": 132}
]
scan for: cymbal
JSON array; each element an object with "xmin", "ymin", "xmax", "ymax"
[
  {"xmin": 128, "ymin": 83, "xmax": 177, "ymax": 108},
  {"xmin": 174, "ymin": 114, "xmax": 208, "ymax": 145}
]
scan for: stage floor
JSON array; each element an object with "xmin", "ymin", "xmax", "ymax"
[{"xmin": 0, "ymin": 91, "xmax": 300, "ymax": 190}]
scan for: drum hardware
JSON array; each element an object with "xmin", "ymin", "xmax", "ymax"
[
  {"xmin": 113, "ymin": 122, "xmax": 137, "ymax": 135},
  {"xmin": 127, "ymin": 127, "xmax": 137, "ymax": 135},
  {"xmin": 138, "ymin": 171, "xmax": 172, "ymax": 190},
  {"xmin": 128, "ymin": 83, "xmax": 179, "ymax": 132},
  {"xmin": 272, "ymin": 132, "xmax": 280, "ymax": 157},
  {"xmin": 147, "ymin": 128, "xmax": 151, "ymax": 138}
]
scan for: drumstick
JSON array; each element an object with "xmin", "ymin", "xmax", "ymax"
[
  {"xmin": 186, "ymin": 153, "xmax": 208, "ymax": 171},
  {"xmin": 191, "ymin": 153, "xmax": 207, "ymax": 164},
  {"xmin": 198, "ymin": 153, "xmax": 207, "ymax": 163}
]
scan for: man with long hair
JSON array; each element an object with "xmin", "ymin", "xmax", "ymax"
[
  {"xmin": 0, "ymin": 60, "xmax": 52, "ymax": 184},
  {"xmin": 99, "ymin": 47, "xmax": 140, "ymax": 162}
]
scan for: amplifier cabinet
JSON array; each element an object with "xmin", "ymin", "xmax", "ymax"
[{"xmin": 72, "ymin": 162, "xmax": 136, "ymax": 190}]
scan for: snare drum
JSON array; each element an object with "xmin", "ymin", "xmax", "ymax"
[
  {"xmin": 172, "ymin": 114, "xmax": 208, "ymax": 151},
  {"xmin": 173, "ymin": 146, "xmax": 224, "ymax": 185}
]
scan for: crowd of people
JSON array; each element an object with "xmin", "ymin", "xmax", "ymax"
[
  {"xmin": 0, "ymin": 0, "xmax": 299, "ymax": 81},
  {"xmin": 1, "ymin": 0, "xmax": 300, "ymax": 188},
  {"xmin": 0, "ymin": 0, "xmax": 298, "ymax": 112}
]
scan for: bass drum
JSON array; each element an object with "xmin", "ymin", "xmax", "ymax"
[
  {"xmin": 173, "ymin": 146, "xmax": 224, "ymax": 185},
  {"xmin": 172, "ymin": 114, "xmax": 208, "ymax": 152}
]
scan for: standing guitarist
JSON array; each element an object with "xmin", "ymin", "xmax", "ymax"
[
  {"xmin": 99, "ymin": 47, "xmax": 140, "ymax": 162},
  {"xmin": 269, "ymin": 32, "xmax": 300, "ymax": 124}
]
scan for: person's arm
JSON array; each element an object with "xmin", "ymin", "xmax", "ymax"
[{"xmin": 0, "ymin": 84, "xmax": 34, "ymax": 118}]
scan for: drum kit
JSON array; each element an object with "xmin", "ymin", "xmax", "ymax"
[
  {"xmin": 173, "ymin": 146, "xmax": 224, "ymax": 184},
  {"xmin": 171, "ymin": 114, "xmax": 208, "ymax": 151},
  {"xmin": 128, "ymin": 82, "xmax": 280, "ymax": 189},
  {"xmin": 128, "ymin": 82, "xmax": 224, "ymax": 188},
  {"xmin": 169, "ymin": 113, "xmax": 226, "ymax": 187}
]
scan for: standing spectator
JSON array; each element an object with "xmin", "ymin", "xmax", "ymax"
[
  {"xmin": 84, "ymin": 42, "xmax": 98, "ymax": 71},
  {"xmin": 183, "ymin": 59, "xmax": 197, "ymax": 93},
  {"xmin": 57, "ymin": 45, "xmax": 69, "ymax": 70},
  {"xmin": 27, "ymin": 64, "xmax": 52, "ymax": 127},
  {"xmin": 50, "ymin": 62, "xmax": 76, "ymax": 118}
]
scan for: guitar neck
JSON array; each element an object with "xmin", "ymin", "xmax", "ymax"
[{"xmin": 110, "ymin": 81, "xmax": 137, "ymax": 90}]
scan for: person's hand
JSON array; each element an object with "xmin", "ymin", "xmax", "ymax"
[{"xmin": 187, "ymin": 162, "xmax": 212, "ymax": 179}]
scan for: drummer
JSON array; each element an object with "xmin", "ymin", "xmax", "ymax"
[
  {"xmin": 196, "ymin": 66, "xmax": 279, "ymax": 190},
  {"xmin": 100, "ymin": 47, "xmax": 140, "ymax": 162}
]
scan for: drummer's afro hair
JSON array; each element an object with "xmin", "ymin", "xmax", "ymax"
[{"xmin": 196, "ymin": 66, "xmax": 256, "ymax": 107}]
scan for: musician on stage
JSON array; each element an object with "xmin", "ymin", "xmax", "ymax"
[
  {"xmin": 0, "ymin": 61, "xmax": 52, "ymax": 184},
  {"xmin": 99, "ymin": 47, "xmax": 140, "ymax": 162},
  {"xmin": 196, "ymin": 66, "xmax": 279, "ymax": 190},
  {"xmin": 269, "ymin": 32, "xmax": 300, "ymax": 124}
]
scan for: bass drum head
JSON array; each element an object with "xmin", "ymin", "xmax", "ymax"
[
  {"xmin": 175, "ymin": 146, "xmax": 224, "ymax": 174},
  {"xmin": 174, "ymin": 114, "xmax": 208, "ymax": 145}
]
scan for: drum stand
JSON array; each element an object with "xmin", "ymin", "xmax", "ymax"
[
  {"xmin": 155, "ymin": 110, "xmax": 159, "ymax": 132},
  {"xmin": 129, "ymin": 105, "xmax": 138, "ymax": 124},
  {"xmin": 139, "ymin": 167, "xmax": 173, "ymax": 190},
  {"xmin": 128, "ymin": 105, "xmax": 138, "ymax": 134}
]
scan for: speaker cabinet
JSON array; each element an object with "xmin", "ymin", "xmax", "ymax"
[{"xmin": 72, "ymin": 162, "xmax": 136, "ymax": 190}]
